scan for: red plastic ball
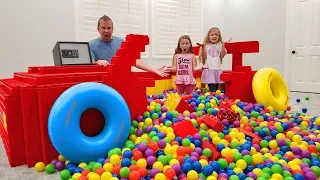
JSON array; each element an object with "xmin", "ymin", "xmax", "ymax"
[
  {"xmin": 165, "ymin": 168, "xmax": 176, "ymax": 179},
  {"xmin": 308, "ymin": 145, "xmax": 318, "ymax": 153},
  {"xmin": 129, "ymin": 164, "xmax": 139, "ymax": 171},
  {"xmin": 148, "ymin": 142, "xmax": 159, "ymax": 152},
  {"xmin": 132, "ymin": 150, "xmax": 143, "ymax": 160},
  {"xmin": 112, "ymin": 165, "xmax": 121, "ymax": 174},
  {"xmin": 79, "ymin": 176, "xmax": 89, "ymax": 180},
  {"xmin": 81, "ymin": 169, "xmax": 90, "ymax": 176},
  {"xmin": 95, "ymin": 167, "xmax": 105, "ymax": 175},
  {"xmin": 129, "ymin": 170, "xmax": 141, "ymax": 180},
  {"xmin": 137, "ymin": 167, "xmax": 148, "ymax": 178}
]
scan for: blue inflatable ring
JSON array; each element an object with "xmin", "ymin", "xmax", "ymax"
[{"xmin": 48, "ymin": 82, "xmax": 131, "ymax": 163}]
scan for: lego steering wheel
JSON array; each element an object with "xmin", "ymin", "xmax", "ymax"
[{"xmin": 48, "ymin": 82, "xmax": 131, "ymax": 163}]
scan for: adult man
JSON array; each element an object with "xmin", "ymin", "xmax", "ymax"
[{"xmin": 89, "ymin": 15, "xmax": 168, "ymax": 77}]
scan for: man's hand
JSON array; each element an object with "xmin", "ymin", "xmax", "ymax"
[
  {"xmin": 155, "ymin": 66, "xmax": 169, "ymax": 77},
  {"xmin": 95, "ymin": 60, "xmax": 109, "ymax": 67}
]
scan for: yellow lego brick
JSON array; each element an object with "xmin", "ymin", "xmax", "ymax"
[{"xmin": 164, "ymin": 92, "xmax": 181, "ymax": 112}]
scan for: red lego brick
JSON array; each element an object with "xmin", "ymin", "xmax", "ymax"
[
  {"xmin": 171, "ymin": 120, "xmax": 198, "ymax": 138},
  {"xmin": 202, "ymin": 140, "xmax": 221, "ymax": 160},
  {"xmin": 175, "ymin": 99, "xmax": 194, "ymax": 113},
  {"xmin": 239, "ymin": 129, "xmax": 262, "ymax": 141},
  {"xmin": 217, "ymin": 105, "xmax": 240, "ymax": 123},
  {"xmin": 202, "ymin": 115, "xmax": 224, "ymax": 132}
]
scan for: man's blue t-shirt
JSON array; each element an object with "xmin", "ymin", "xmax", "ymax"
[{"xmin": 89, "ymin": 36, "xmax": 124, "ymax": 63}]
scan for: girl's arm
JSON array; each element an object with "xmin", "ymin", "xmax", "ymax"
[
  {"xmin": 200, "ymin": 45, "xmax": 207, "ymax": 64},
  {"xmin": 220, "ymin": 42, "xmax": 227, "ymax": 59}
]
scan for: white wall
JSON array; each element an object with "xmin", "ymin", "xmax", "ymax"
[
  {"xmin": 0, "ymin": 0, "xmax": 76, "ymax": 78},
  {"xmin": 0, "ymin": 0, "xmax": 287, "ymax": 78},
  {"xmin": 203, "ymin": 0, "xmax": 287, "ymax": 75}
]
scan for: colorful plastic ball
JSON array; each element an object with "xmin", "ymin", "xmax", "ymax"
[
  {"xmin": 187, "ymin": 170, "xmax": 199, "ymax": 180},
  {"xmin": 45, "ymin": 163, "xmax": 56, "ymax": 174},
  {"xmin": 60, "ymin": 169, "xmax": 71, "ymax": 180},
  {"xmin": 34, "ymin": 162, "xmax": 45, "ymax": 172}
]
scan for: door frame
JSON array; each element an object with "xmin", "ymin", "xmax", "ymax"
[{"xmin": 284, "ymin": 0, "xmax": 292, "ymax": 91}]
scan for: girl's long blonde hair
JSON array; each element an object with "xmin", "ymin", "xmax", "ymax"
[{"xmin": 199, "ymin": 27, "xmax": 223, "ymax": 65}]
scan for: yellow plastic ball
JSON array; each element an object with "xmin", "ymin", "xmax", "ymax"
[
  {"xmin": 101, "ymin": 172, "xmax": 113, "ymax": 180},
  {"xmin": 187, "ymin": 170, "xmax": 199, "ymax": 180},
  {"xmin": 292, "ymin": 135, "xmax": 302, "ymax": 144},
  {"xmin": 229, "ymin": 132, "xmax": 237, "ymax": 139},
  {"xmin": 166, "ymin": 132, "xmax": 175, "ymax": 141},
  {"xmin": 136, "ymin": 158, "xmax": 147, "ymax": 168},
  {"xmin": 34, "ymin": 162, "xmax": 45, "ymax": 172},
  {"xmin": 212, "ymin": 137, "xmax": 221, "ymax": 145},
  {"xmin": 236, "ymin": 159, "xmax": 247, "ymax": 170},
  {"xmin": 237, "ymin": 132, "xmax": 245, "ymax": 140},
  {"xmin": 210, "ymin": 99, "xmax": 217, "ymax": 105},
  {"xmin": 233, "ymin": 167, "xmax": 243, "ymax": 174},
  {"xmin": 78, "ymin": 162, "xmax": 87, "ymax": 169},
  {"xmin": 231, "ymin": 105, "xmax": 237, "ymax": 111},
  {"xmin": 276, "ymin": 133, "xmax": 285, "ymax": 140},
  {"xmin": 240, "ymin": 116, "xmax": 249, "ymax": 124},
  {"xmin": 199, "ymin": 159, "xmax": 208, "ymax": 167},
  {"xmin": 89, "ymin": 173, "xmax": 101, "ymax": 180},
  {"xmin": 153, "ymin": 162, "xmax": 163, "ymax": 171},
  {"xmin": 272, "ymin": 173, "xmax": 283, "ymax": 180},
  {"xmin": 207, "ymin": 175, "xmax": 217, "ymax": 180},
  {"xmin": 200, "ymin": 123, "xmax": 208, "ymax": 130},
  {"xmin": 315, "ymin": 118, "xmax": 320, "ymax": 126},
  {"xmin": 150, "ymin": 101, "xmax": 157, "ymax": 106},
  {"xmin": 72, "ymin": 173, "xmax": 82, "ymax": 180},
  {"xmin": 210, "ymin": 131, "xmax": 218, "ymax": 138},
  {"xmin": 253, "ymin": 168, "xmax": 263, "ymax": 177},
  {"xmin": 144, "ymin": 118, "xmax": 152, "ymax": 126},
  {"xmin": 216, "ymin": 90, "xmax": 221, "ymax": 95},
  {"xmin": 183, "ymin": 110, "xmax": 190, "ymax": 116},
  {"xmin": 198, "ymin": 103, "xmax": 205, "ymax": 109},
  {"xmin": 129, "ymin": 134, "xmax": 137, "ymax": 142},
  {"xmin": 154, "ymin": 173, "xmax": 166, "ymax": 180},
  {"xmin": 65, "ymin": 160, "xmax": 70, "ymax": 165},
  {"xmin": 252, "ymin": 153, "xmax": 263, "ymax": 164},
  {"xmin": 269, "ymin": 140, "xmax": 278, "ymax": 149},
  {"xmin": 267, "ymin": 106, "xmax": 274, "ymax": 112},
  {"xmin": 169, "ymin": 159, "xmax": 179, "ymax": 166},
  {"xmin": 103, "ymin": 163, "xmax": 113, "ymax": 172},
  {"xmin": 58, "ymin": 155, "xmax": 66, "ymax": 162}
]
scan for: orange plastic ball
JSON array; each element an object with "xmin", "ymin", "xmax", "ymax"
[
  {"xmin": 129, "ymin": 164, "xmax": 139, "ymax": 171},
  {"xmin": 95, "ymin": 167, "xmax": 105, "ymax": 175},
  {"xmin": 112, "ymin": 165, "xmax": 121, "ymax": 174},
  {"xmin": 81, "ymin": 169, "xmax": 90, "ymax": 176},
  {"xmin": 137, "ymin": 167, "xmax": 148, "ymax": 178}
]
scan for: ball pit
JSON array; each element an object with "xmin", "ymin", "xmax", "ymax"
[{"xmin": 34, "ymin": 87, "xmax": 320, "ymax": 180}]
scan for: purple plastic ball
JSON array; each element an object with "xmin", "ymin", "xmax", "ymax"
[
  {"xmin": 138, "ymin": 143, "xmax": 147, "ymax": 152},
  {"xmin": 252, "ymin": 144, "xmax": 261, "ymax": 152},
  {"xmin": 233, "ymin": 120, "xmax": 240, "ymax": 128},
  {"xmin": 161, "ymin": 106, "xmax": 168, "ymax": 112},
  {"xmin": 305, "ymin": 172, "xmax": 317, "ymax": 180},
  {"xmin": 51, "ymin": 159, "xmax": 59, "ymax": 164},
  {"xmin": 136, "ymin": 115, "xmax": 143, "ymax": 122},
  {"xmin": 190, "ymin": 152, "xmax": 199, "ymax": 158},
  {"xmin": 144, "ymin": 148, "xmax": 154, "ymax": 157},
  {"xmin": 301, "ymin": 150, "xmax": 311, "ymax": 158},
  {"xmin": 147, "ymin": 156, "xmax": 157, "ymax": 166},
  {"xmin": 158, "ymin": 139, "xmax": 166, "ymax": 149},
  {"xmin": 172, "ymin": 164, "xmax": 181, "ymax": 174},
  {"xmin": 190, "ymin": 156, "xmax": 198, "ymax": 161},
  {"xmin": 194, "ymin": 147, "xmax": 203, "ymax": 155},
  {"xmin": 190, "ymin": 102, "xmax": 196, "ymax": 107},
  {"xmin": 178, "ymin": 173, "xmax": 187, "ymax": 179},
  {"xmin": 136, "ymin": 129, "xmax": 143, "ymax": 137},
  {"xmin": 190, "ymin": 112, "xmax": 197, "ymax": 118},
  {"xmin": 219, "ymin": 173, "xmax": 228, "ymax": 179},
  {"xmin": 241, "ymin": 150, "xmax": 250, "ymax": 155},
  {"xmin": 149, "ymin": 168, "xmax": 160, "ymax": 177},
  {"xmin": 247, "ymin": 172, "xmax": 257, "ymax": 179},
  {"xmin": 55, "ymin": 161, "xmax": 65, "ymax": 171},
  {"xmin": 145, "ymin": 126, "xmax": 152, "ymax": 133},
  {"xmin": 193, "ymin": 133, "xmax": 202, "ymax": 141},
  {"xmin": 277, "ymin": 139, "xmax": 286, "ymax": 147},
  {"xmin": 222, "ymin": 119, "xmax": 229, "ymax": 126},
  {"xmin": 292, "ymin": 146, "xmax": 302, "ymax": 155}
]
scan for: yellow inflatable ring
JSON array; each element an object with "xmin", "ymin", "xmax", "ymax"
[{"xmin": 252, "ymin": 68, "xmax": 289, "ymax": 111}]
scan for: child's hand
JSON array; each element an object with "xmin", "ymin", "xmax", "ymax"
[
  {"xmin": 196, "ymin": 43, "xmax": 205, "ymax": 47},
  {"xmin": 224, "ymin": 37, "xmax": 232, "ymax": 43},
  {"xmin": 202, "ymin": 65, "xmax": 208, "ymax": 70}
]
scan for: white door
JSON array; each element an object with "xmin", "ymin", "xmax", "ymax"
[{"xmin": 287, "ymin": 0, "xmax": 320, "ymax": 93}]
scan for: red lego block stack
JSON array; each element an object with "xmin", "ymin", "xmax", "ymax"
[
  {"xmin": 217, "ymin": 101, "xmax": 240, "ymax": 124},
  {"xmin": 0, "ymin": 34, "xmax": 158, "ymax": 167},
  {"xmin": 220, "ymin": 41, "xmax": 259, "ymax": 103}
]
